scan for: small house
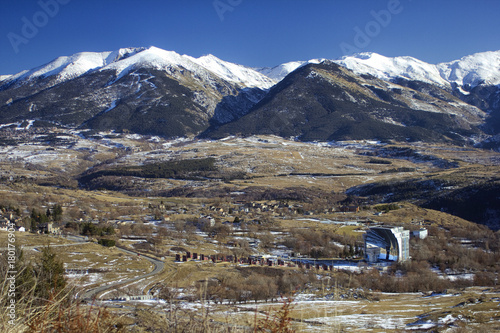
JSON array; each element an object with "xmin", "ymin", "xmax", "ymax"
[
  {"xmin": 38, "ymin": 222, "xmax": 61, "ymax": 235},
  {"xmin": 411, "ymin": 228, "xmax": 428, "ymax": 239},
  {"xmin": 340, "ymin": 206, "xmax": 360, "ymax": 213}
]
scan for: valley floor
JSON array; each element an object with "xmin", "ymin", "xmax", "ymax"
[{"xmin": 1, "ymin": 129, "xmax": 499, "ymax": 332}]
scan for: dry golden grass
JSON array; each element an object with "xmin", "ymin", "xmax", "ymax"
[
  {"xmin": 1, "ymin": 135, "xmax": 498, "ymax": 332},
  {"xmin": 0, "ymin": 231, "xmax": 75, "ymax": 247},
  {"xmin": 371, "ymin": 202, "xmax": 476, "ymax": 229},
  {"xmin": 229, "ymin": 287, "xmax": 500, "ymax": 332},
  {"xmin": 336, "ymin": 225, "xmax": 364, "ymax": 236}
]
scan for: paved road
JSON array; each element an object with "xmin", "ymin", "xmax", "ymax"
[
  {"xmin": 79, "ymin": 246, "xmax": 165, "ymax": 300},
  {"xmin": 1, "ymin": 235, "xmax": 166, "ymax": 301}
]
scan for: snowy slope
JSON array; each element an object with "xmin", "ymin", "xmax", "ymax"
[
  {"xmin": 335, "ymin": 52, "xmax": 449, "ymax": 87},
  {"xmin": 2, "ymin": 46, "xmax": 275, "ymax": 90},
  {"xmin": 100, "ymin": 47, "xmax": 200, "ymax": 81},
  {"xmin": 188, "ymin": 54, "xmax": 276, "ymax": 89},
  {"xmin": 258, "ymin": 50, "xmax": 500, "ymax": 90},
  {"xmin": 256, "ymin": 59, "xmax": 324, "ymax": 81},
  {"xmin": 102, "ymin": 46, "xmax": 276, "ymax": 89},
  {"xmin": 3, "ymin": 46, "xmax": 499, "ymax": 95},
  {"xmin": 0, "ymin": 75, "xmax": 11, "ymax": 83},
  {"xmin": 437, "ymin": 50, "xmax": 500, "ymax": 88},
  {"xmin": 4, "ymin": 48, "xmax": 142, "ymax": 86},
  {"xmin": 333, "ymin": 51, "xmax": 500, "ymax": 90}
]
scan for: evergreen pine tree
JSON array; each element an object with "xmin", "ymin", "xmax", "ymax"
[{"xmin": 34, "ymin": 246, "xmax": 66, "ymax": 303}]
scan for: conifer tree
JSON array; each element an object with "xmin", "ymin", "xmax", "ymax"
[{"xmin": 33, "ymin": 246, "xmax": 66, "ymax": 303}]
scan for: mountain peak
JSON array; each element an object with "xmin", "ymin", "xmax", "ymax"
[
  {"xmin": 335, "ymin": 52, "xmax": 448, "ymax": 87},
  {"xmin": 104, "ymin": 47, "xmax": 147, "ymax": 64},
  {"xmin": 187, "ymin": 53, "xmax": 276, "ymax": 89},
  {"xmin": 0, "ymin": 46, "xmax": 275, "ymax": 91},
  {"xmin": 255, "ymin": 59, "xmax": 325, "ymax": 81},
  {"xmin": 101, "ymin": 47, "xmax": 193, "ymax": 77},
  {"xmin": 334, "ymin": 50, "xmax": 500, "ymax": 90},
  {"xmin": 438, "ymin": 50, "xmax": 500, "ymax": 88},
  {"xmin": 342, "ymin": 52, "xmax": 379, "ymax": 60}
]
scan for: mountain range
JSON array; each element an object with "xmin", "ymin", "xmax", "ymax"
[{"xmin": 1, "ymin": 46, "xmax": 499, "ymax": 147}]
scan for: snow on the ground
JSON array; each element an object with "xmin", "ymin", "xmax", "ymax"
[
  {"xmin": 312, "ymin": 313, "xmax": 408, "ymax": 331},
  {"xmin": 65, "ymin": 273, "xmax": 102, "ymax": 287}
]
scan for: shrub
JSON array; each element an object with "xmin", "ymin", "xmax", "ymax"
[
  {"xmin": 98, "ymin": 239, "xmax": 116, "ymax": 247},
  {"xmin": 373, "ymin": 203, "xmax": 400, "ymax": 212},
  {"xmin": 367, "ymin": 158, "xmax": 392, "ymax": 165}
]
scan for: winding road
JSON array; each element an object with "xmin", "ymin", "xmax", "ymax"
[
  {"xmin": 1, "ymin": 235, "xmax": 167, "ymax": 300},
  {"xmin": 79, "ymin": 246, "xmax": 165, "ymax": 300}
]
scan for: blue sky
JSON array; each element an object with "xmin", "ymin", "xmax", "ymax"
[{"xmin": 1, "ymin": 0, "xmax": 499, "ymax": 75}]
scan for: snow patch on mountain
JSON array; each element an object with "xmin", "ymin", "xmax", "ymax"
[
  {"xmin": 0, "ymin": 75, "xmax": 11, "ymax": 83},
  {"xmin": 437, "ymin": 50, "xmax": 500, "ymax": 88},
  {"xmin": 103, "ymin": 100, "xmax": 118, "ymax": 113},
  {"xmin": 332, "ymin": 50, "xmax": 500, "ymax": 91},
  {"xmin": 102, "ymin": 46, "xmax": 276, "ymax": 89},
  {"xmin": 8, "ymin": 52, "xmax": 110, "ymax": 83},
  {"xmin": 2, "ymin": 46, "xmax": 275, "ymax": 90},
  {"xmin": 256, "ymin": 59, "xmax": 324, "ymax": 81},
  {"xmin": 103, "ymin": 47, "xmax": 146, "ymax": 64},
  {"xmin": 335, "ymin": 52, "xmax": 449, "ymax": 87},
  {"xmin": 101, "ymin": 47, "xmax": 199, "ymax": 83},
  {"xmin": 189, "ymin": 54, "xmax": 276, "ymax": 89}
]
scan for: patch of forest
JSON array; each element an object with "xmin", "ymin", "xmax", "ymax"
[
  {"xmin": 78, "ymin": 157, "xmax": 219, "ymax": 190},
  {"xmin": 160, "ymin": 185, "xmax": 346, "ymax": 203}
]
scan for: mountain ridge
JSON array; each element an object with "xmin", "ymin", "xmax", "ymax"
[
  {"xmin": 204, "ymin": 61, "xmax": 486, "ymax": 144},
  {"xmin": 0, "ymin": 46, "xmax": 273, "ymax": 138},
  {"xmin": 1, "ymin": 46, "xmax": 499, "ymax": 146},
  {"xmin": 253, "ymin": 50, "xmax": 500, "ymax": 92},
  {"xmin": 1, "ymin": 46, "xmax": 276, "ymax": 91},
  {"xmin": 4, "ymin": 47, "xmax": 499, "ymax": 91}
]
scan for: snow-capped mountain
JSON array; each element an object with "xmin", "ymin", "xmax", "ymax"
[
  {"xmin": 2, "ymin": 46, "xmax": 498, "ymax": 94},
  {"xmin": 2, "ymin": 46, "xmax": 275, "ymax": 91},
  {"xmin": 257, "ymin": 51, "xmax": 500, "ymax": 138},
  {"xmin": 100, "ymin": 47, "xmax": 276, "ymax": 89},
  {"xmin": 437, "ymin": 50, "xmax": 500, "ymax": 89},
  {"xmin": 206, "ymin": 60, "xmax": 486, "ymax": 143},
  {"xmin": 335, "ymin": 53, "xmax": 449, "ymax": 87},
  {"xmin": 0, "ymin": 46, "xmax": 499, "ymax": 145},
  {"xmin": 4, "ymin": 48, "xmax": 144, "ymax": 88},
  {"xmin": 334, "ymin": 50, "xmax": 500, "ymax": 91},
  {"xmin": 188, "ymin": 54, "xmax": 276, "ymax": 89},
  {"xmin": 0, "ymin": 46, "xmax": 273, "ymax": 138},
  {"xmin": 259, "ymin": 50, "xmax": 500, "ymax": 92}
]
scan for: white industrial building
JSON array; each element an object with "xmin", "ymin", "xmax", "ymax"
[{"xmin": 364, "ymin": 226, "xmax": 410, "ymax": 263}]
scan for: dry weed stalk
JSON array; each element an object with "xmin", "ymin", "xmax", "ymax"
[{"xmin": 256, "ymin": 296, "xmax": 295, "ymax": 333}]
